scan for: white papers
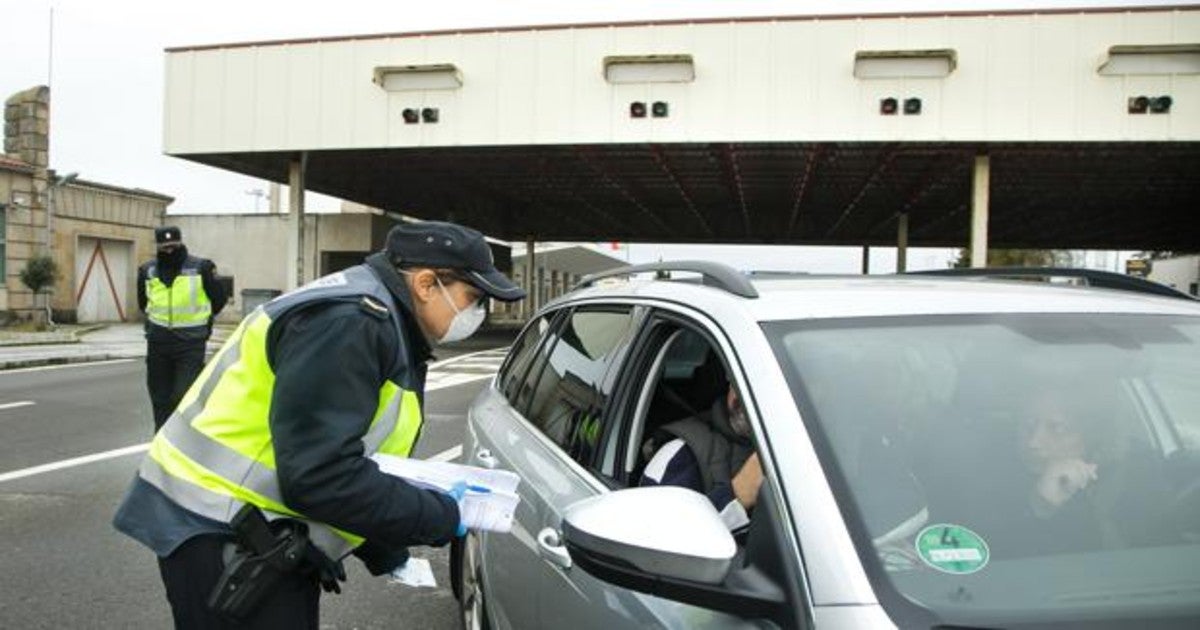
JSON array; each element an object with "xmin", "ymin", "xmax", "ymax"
[
  {"xmin": 389, "ymin": 557, "xmax": 437, "ymax": 588},
  {"xmin": 372, "ymin": 454, "xmax": 521, "ymax": 533}
]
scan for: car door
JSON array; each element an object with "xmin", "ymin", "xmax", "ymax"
[
  {"xmin": 468, "ymin": 304, "xmax": 648, "ymax": 628},
  {"xmin": 537, "ymin": 309, "xmax": 770, "ymax": 629},
  {"xmin": 500, "ymin": 304, "xmax": 662, "ymax": 630},
  {"xmin": 467, "ymin": 310, "xmax": 561, "ymax": 630}
]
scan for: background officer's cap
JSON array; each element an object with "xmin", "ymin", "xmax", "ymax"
[
  {"xmin": 155, "ymin": 226, "xmax": 183, "ymax": 245},
  {"xmin": 386, "ymin": 221, "xmax": 526, "ymax": 302}
]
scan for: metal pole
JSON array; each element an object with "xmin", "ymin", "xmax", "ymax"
[
  {"xmin": 861, "ymin": 246, "xmax": 870, "ymax": 275},
  {"xmin": 525, "ymin": 236, "xmax": 535, "ymax": 319},
  {"xmin": 970, "ymin": 155, "xmax": 990, "ymax": 268},
  {"xmin": 288, "ymin": 154, "xmax": 307, "ymax": 290},
  {"xmin": 896, "ymin": 212, "xmax": 909, "ymax": 273},
  {"xmin": 536, "ymin": 267, "xmax": 545, "ymax": 314},
  {"xmin": 543, "ymin": 249, "xmax": 553, "ymax": 303},
  {"xmin": 47, "ymin": 8, "xmax": 54, "ymax": 89}
]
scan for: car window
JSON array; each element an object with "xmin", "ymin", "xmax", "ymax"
[
  {"xmin": 624, "ymin": 326, "xmax": 733, "ymax": 484},
  {"xmin": 1140, "ymin": 345, "xmax": 1200, "ymax": 452},
  {"xmin": 764, "ymin": 313, "xmax": 1200, "ymax": 628},
  {"xmin": 499, "ymin": 311, "xmax": 556, "ymax": 403},
  {"xmin": 524, "ymin": 307, "xmax": 639, "ymax": 466}
]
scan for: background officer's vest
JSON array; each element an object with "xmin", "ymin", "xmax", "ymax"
[
  {"xmin": 138, "ymin": 265, "xmax": 423, "ymax": 559},
  {"xmin": 145, "ymin": 257, "xmax": 212, "ymax": 340}
]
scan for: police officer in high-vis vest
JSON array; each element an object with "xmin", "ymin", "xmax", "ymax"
[
  {"xmin": 114, "ymin": 221, "xmax": 525, "ymax": 629},
  {"xmin": 137, "ymin": 226, "xmax": 227, "ymax": 431}
]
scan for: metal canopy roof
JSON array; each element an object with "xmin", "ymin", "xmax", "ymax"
[{"xmin": 183, "ymin": 141, "xmax": 1200, "ymax": 250}]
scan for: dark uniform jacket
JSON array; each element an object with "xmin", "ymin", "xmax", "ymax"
[{"xmin": 114, "ymin": 253, "xmax": 457, "ymax": 574}]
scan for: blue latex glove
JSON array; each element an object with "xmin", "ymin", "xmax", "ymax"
[{"xmin": 445, "ymin": 481, "xmax": 468, "ymax": 537}]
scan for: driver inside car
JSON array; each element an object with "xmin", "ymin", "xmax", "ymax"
[
  {"xmin": 907, "ymin": 377, "xmax": 1180, "ymax": 563},
  {"xmin": 639, "ymin": 383, "xmax": 763, "ymax": 531}
]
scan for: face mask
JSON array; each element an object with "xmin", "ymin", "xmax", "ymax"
[
  {"xmin": 436, "ymin": 279, "xmax": 485, "ymax": 344},
  {"xmin": 728, "ymin": 402, "xmax": 752, "ymax": 439},
  {"xmin": 157, "ymin": 245, "xmax": 186, "ymax": 267}
]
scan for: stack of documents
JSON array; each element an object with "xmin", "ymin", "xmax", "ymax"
[{"xmin": 371, "ymin": 454, "xmax": 521, "ymax": 533}]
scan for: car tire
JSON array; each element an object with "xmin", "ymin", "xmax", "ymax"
[{"xmin": 458, "ymin": 531, "xmax": 492, "ymax": 630}]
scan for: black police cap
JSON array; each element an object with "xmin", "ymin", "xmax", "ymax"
[
  {"xmin": 385, "ymin": 221, "xmax": 525, "ymax": 302},
  {"xmin": 155, "ymin": 226, "xmax": 182, "ymax": 245}
]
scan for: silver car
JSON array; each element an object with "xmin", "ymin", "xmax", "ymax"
[{"xmin": 452, "ymin": 262, "xmax": 1200, "ymax": 629}]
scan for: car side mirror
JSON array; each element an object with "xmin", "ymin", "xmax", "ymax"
[{"xmin": 561, "ymin": 486, "xmax": 787, "ymax": 619}]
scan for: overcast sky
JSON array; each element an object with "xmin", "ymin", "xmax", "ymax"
[{"xmin": 3, "ymin": 0, "xmax": 1172, "ymax": 272}]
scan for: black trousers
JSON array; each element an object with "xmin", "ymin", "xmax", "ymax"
[
  {"xmin": 146, "ymin": 341, "xmax": 207, "ymax": 431},
  {"xmin": 158, "ymin": 534, "xmax": 320, "ymax": 630}
]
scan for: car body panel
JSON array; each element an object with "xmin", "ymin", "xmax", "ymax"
[
  {"xmin": 464, "ymin": 393, "xmax": 542, "ymax": 630},
  {"xmin": 469, "ymin": 272, "xmax": 1200, "ymax": 628}
]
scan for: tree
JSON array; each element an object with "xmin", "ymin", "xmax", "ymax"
[
  {"xmin": 19, "ymin": 255, "xmax": 60, "ymax": 329},
  {"xmin": 951, "ymin": 248, "xmax": 1074, "ymax": 268}
]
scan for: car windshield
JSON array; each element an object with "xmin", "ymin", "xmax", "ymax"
[{"xmin": 764, "ymin": 313, "xmax": 1200, "ymax": 626}]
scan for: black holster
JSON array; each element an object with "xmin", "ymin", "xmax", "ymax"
[{"xmin": 206, "ymin": 504, "xmax": 310, "ymax": 620}]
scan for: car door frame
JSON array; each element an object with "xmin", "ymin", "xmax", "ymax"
[
  {"xmin": 590, "ymin": 302, "xmax": 816, "ymax": 628},
  {"xmin": 481, "ymin": 299, "xmax": 659, "ymax": 628}
]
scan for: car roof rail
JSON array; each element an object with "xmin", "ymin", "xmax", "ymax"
[
  {"xmin": 576, "ymin": 260, "xmax": 759, "ymax": 298},
  {"xmin": 744, "ymin": 270, "xmax": 811, "ymax": 278},
  {"xmin": 908, "ymin": 267, "xmax": 1196, "ymax": 301}
]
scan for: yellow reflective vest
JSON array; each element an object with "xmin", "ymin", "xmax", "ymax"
[
  {"xmin": 137, "ymin": 265, "xmax": 423, "ymax": 559},
  {"xmin": 145, "ymin": 257, "xmax": 213, "ymax": 337}
]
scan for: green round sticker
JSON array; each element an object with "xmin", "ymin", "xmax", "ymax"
[{"xmin": 914, "ymin": 524, "xmax": 990, "ymax": 575}]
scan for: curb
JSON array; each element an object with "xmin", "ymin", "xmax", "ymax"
[
  {"xmin": 0, "ymin": 339, "xmax": 224, "ymax": 372},
  {"xmin": 73, "ymin": 323, "xmax": 110, "ymax": 337},
  {"xmin": 0, "ymin": 337, "xmax": 81, "ymax": 348},
  {"xmin": 0, "ymin": 353, "xmax": 134, "ymax": 371},
  {"xmin": 0, "ymin": 323, "xmax": 111, "ymax": 348}
]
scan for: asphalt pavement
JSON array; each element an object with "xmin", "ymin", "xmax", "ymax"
[{"xmin": 0, "ymin": 324, "xmax": 518, "ymax": 629}]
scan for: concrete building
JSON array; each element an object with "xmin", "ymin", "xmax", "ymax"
[
  {"xmin": 168, "ymin": 209, "xmax": 392, "ymax": 321},
  {"xmin": 1148, "ymin": 254, "xmax": 1200, "ymax": 297},
  {"xmin": 2, "ymin": 86, "xmax": 172, "ymax": 324},
  {"xmin": 161, "ymin": 5, "xmax": 1200, "ymax": 271},
  {"xmin": 170, "ymin": 197, "xmax": 517, "ymax": 321}
]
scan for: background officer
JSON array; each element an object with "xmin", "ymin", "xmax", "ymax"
[
  {"xmin": 114, "ymin": 220, "xmax": 525, "ymax": 629},
  {"xmin": 136, "ymin": 225, "xmax": 227, "ymax": 431}
]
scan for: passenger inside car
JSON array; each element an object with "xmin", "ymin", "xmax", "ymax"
[
  {"xmin": 640, "ymin": 382, "xmax": 763, "ymax": 531},
  {"xmin": 635, "ymin": 335, "xmax": 763, "ymax": 532},
  {"xmin": 915, "ymin": 370, "xmax": 1180, "ymax": 560}
]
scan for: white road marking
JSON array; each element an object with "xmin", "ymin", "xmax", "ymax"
[
  {"xmin": 0, "ymin": 359, "xmax": 135, "ymax": 375},
  {"xmin": 0, "ymin": 443, "xmax": 150, "ymax": 484},
  {"xmin": 425, "ymin": 373, "xmax": 495, "ymax": 391},
  {"xmin": 0, "ymin": 357, "xmax": 495, "ymax": 483},
  {"xmin": 426, "ymin": 444, "xmax": 463, "ymax": 463},
  {"xmin": 428, "ymin": 347, "xmax": 508, "ymax": 370},
  {"xmin": 0, "ymin": 442, "xmax": 468, "ymax": 484},
  {"xmin": 0, "ymin": 401, "xmax": 36, "ymax": 411}
]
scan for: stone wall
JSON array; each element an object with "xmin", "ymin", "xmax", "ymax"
[
  {"xmin": 3, "ymin": 86, "xmax": 50, "ymax": 319},
  {"xmin": 4, "ymin": 86, "xmax": 49, "ymax": 168},
  {"xmin": 0, "ymin": 166, "xmax": 36, "ymax": 312},
  {"xmin": 3, "ymin": 86, "xmax": 173, "ymax": 323}
]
